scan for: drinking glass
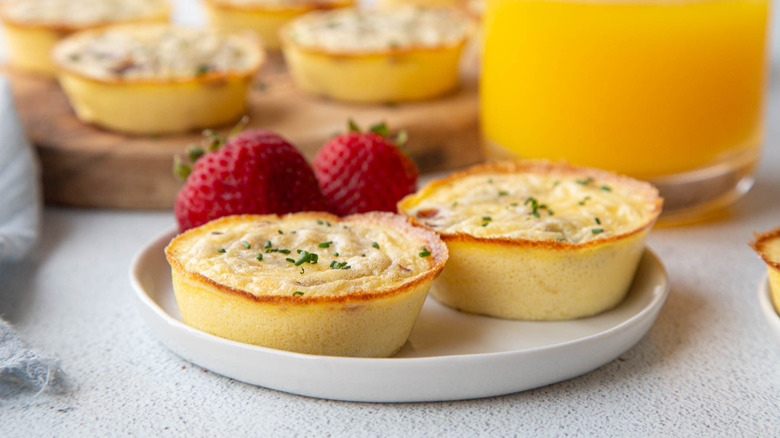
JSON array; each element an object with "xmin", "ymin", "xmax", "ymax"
[{"xmin": 480, "ymin": 0, "xmax": 772, "ymax": 222}]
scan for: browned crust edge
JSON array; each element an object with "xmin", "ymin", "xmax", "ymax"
[
  {"xmin": 205, "ymin": 0, "xmax": 354, "ymax": 13},
  {"xmin": 0, "ymin": 3, "xmax": 171, "ymax": 33},
  {"xmin": 751, "ymin": 228, "xmax": 780, "ymax": 271},
  {"xmin": 51, "ymin": 24, "xmax": 264, "ymax": 85},
  {"xmin": 278, "ymin": 7, "xmax": 473, "ymax": 58},
  {"xmin": 398, "ymin": 160, "xmax": 664, "ymax": 251},
  {"xmin": 164, "ymin": 212, "xmax": 449, "ymax": 306}
]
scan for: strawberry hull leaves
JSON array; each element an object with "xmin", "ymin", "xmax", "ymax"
[{"xmin": 174, "ymin": 130, "xmax": 329, "ymax": 231}]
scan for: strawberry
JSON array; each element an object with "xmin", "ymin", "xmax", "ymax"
[
  {"xmin": 174, "ymin": 128, "xmax": 328, "ymax": 231},
  {"xmin": 313, "ymin": 121, "xmax": 417, "ymax": 216}
]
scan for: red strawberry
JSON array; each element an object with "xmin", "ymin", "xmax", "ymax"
[
  {"xmin": 313, "ymin": 121, "xmax": 417, "ymax": 216},
  {"xmin": 174, "ymin": 129, "xmax": 328, "ymax": 231}
]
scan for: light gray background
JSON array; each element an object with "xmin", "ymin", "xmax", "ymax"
[{"xmin": 1, "ymin": 1, "xmax": 779, "ymax": 436}]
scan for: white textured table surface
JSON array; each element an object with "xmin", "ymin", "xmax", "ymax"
[{"xmin": 2, "ymin": 4, "xmax": 780, "ymax": 438}]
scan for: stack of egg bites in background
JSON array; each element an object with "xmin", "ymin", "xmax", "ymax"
[
  {"xmin": 0, "ymin": 0, "xmax": 265, "ymax": 135},
  {"xmin": 0, "ymin": 0, "xmax": 666, "ymax": 357},
  {"xmin": 0, "ymin": 0, "xmax": 479, "ymax": 135}
]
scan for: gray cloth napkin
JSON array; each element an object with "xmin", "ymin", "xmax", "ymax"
[
  {"xmin": 0, "ymin": 75, "xmax": 66, "ymax": 398},
  {"xmin": 0, "ymin": 320, "xmax": 67, "ymax": 398}
]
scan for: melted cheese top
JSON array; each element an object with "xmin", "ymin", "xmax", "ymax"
[
  {"xmin": 169, "ymin": 216, "xmax": 435, "ymax": 298},
  {"xmin": 1, "ymin": 0, "xmax": 167, "ymax": 27},
  {"xmin": 284, "ymin": 7, "xmax": 470, "ymax": 53},
  {"xmin": 54, "ymin": 25, "xmax": 260, "ymax": 81},
  {"xmin": 404, "ymin": 172, "xmax": 657, "ymax": 244}
]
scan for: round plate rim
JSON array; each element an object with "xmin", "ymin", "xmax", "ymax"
[{"xmin": 758, "ymin": 275, "xmax": 780, "ymax": 336}]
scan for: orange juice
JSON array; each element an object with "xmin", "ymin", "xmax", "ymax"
[{"xmin": 481, "ymin": 0, "xmax": 770, "ymax": 180}]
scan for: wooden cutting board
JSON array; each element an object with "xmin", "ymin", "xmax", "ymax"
[{"xmin": 3, "ymin": 59, "xmax": 482, "ymax": 209}]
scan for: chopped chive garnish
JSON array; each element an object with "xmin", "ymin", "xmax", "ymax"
[
  {"xmin": 294, "ymin": 251, "xmax": 319, "ymax": 266},
  {"xmin": 317, "ymin": 220, "xmax": 324, "ymax": 225},
  {"xmin": 576, "ymin": 177, "xmax": 594, "ymax": 186},
  {"xmin": 295, "ymin": 251, "xmax": 310, "ymax": 266},
  {"xmin": 482, "ymin": 216, "xmax": 492, "ymax": 221},
  {"xmin": 278, "ymin": 249, "xmax": 291, "ymax": 254},
  {"xmin": 291, "ymin": 230, "xmax": 297, "ymax": 234},
  {"xmin": 278, "ymin": 230, "xmax": 283, "ymax": 235},
  {"xmin": 487, "ymin": 178, "xmax": 494, "ymax": 184},
  {"xmin": 241, "ymin": 240, "xmax": 251, "ymax": 249},
  {"xmin": 498, "ymin": 191, "xmax": 509, "ymax": 196},
  {"xmin": 286, "ymin": 258, "xmax": 295, "ymax": 263},
  {"xmin": 264, "ymin": 241, "xmax": 272, "ymax": 249},
  {"xmin": 592, "ymin": 228, "xmax": 604, "ymax": 235},
  {"xmin": 330, "ymin": 261, "xmax": 337, "ymax": 268},
  {"xmin": 524, "ymin": 197, "xmax": 543, "ymax": 217},
  {"xmin": 419, "ymin": 251, "xmax": 431, "ymax": 257},
  {"xmin": 548, "ymin": 209, "xmax": 555, "ymax": 216},
  {"xmin": 553, "ymin": 180, "xmax": 561, "ymax": 186},
  {"xmin": 326, "ymin": 221, "xmax": 332, "ymax": 227},
  {"xmin": 595, "ymin": 217, "xmax": 601, "ymax": 225},
  {"xmin": 318, "ymin": 241, "xmax": 332, "ymax": 248},
  {"xmin": 361, "ymin": 254, "xmax": 366, "ymax": 257},
  {"xmin": 256, "ymin": 253, "xmax": 263, "ymax": 261},
  {"xmin": 556, "ymin": 238, "xmax": 566, "ymax": 242},
  {"xmin": 420, "ymin": 246, "xmax": 427, "ymax": 251},
  {"xmin": 510, "ymin": 203, "xmax": 519, "ymax": 207},
  {"xmin": 300, "ymin": 267, "xmax": 305, "ymax": 274},
  {"xmin": 578, "ymin": 196, "xmax": 591, "ymax": 206},
  {"xmin": 217, "ymin": 248, "xmax": 226, "ymax": 253},
  {"xmin": 600, "ymin": 185, "xmax": 612, "ymax": 192},
  {"xmin": 293, "ymin": 291, "xmax": 304, "ymax": 296},
  {"xmin": 451, "ymin": 202, "xmax": 458, "ymax": 208},
  {"xmin": 333, "ymin": 252, "xmax": 339, "ymax": 256},
  {"xmin": 372, "ymin": 242, "xmax": 380, "ymax": 249},
  {"xmin": 343, "ymin": 265, "xmax": 351, "ymax": 270}
]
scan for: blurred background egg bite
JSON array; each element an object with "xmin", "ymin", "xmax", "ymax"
[
  {"xmin": 164, "ymin": 213, "xmax": 448, "ymax": 357},
  {"xmin": 399, "ymin": 160, "xmax": 663, "ymax": 321},
  {"xmin": 0, "ymin": 0, "xmax": 170, "ymax": 76},
  {"xmin": 52, "ymin": 24, "xmax": 264, "ymax": 135},
  {"xmin": 204, "ymin": 0, "xmax": 353, "ymax": 51},
  {"xmin": 280, "ymin": 6, "xmax": 472, "ymax": 103},
  {"xmin": 751, "ymin": 228, "xmax": 780, "ymax": 315}
]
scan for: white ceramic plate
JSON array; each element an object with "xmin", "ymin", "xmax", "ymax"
[
  {"xmin": 130, "ymin": 229, "xmax": 669, "ymax": 402},
  {"xmin": 758, "ymin": 276, "xmax": 780, "ymax": 344}
]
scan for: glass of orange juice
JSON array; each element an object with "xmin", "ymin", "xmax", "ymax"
[{"xmin": 480, "ymin": 0, "xmax": 771, "ymax": 222}]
